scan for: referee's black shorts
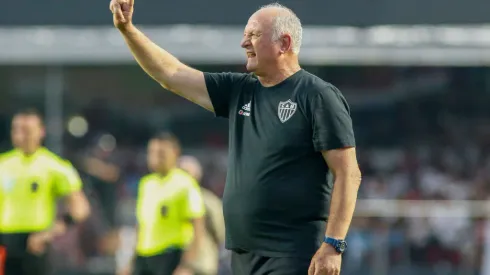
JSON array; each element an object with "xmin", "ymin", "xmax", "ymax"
[
  {"xmin": 3, "ymin": 251, "xmax": 49, "ymax": 275},
  {"xmin": 1, "ymin": 233, "xmax": 49, "ymax": 275},
  {"xmin": 231, "ymin": 249, "xmax": 310, "ymax": 275},
  {"xmin": 133, "ymin": 248, "xmax": 183, "ymax": 275}
]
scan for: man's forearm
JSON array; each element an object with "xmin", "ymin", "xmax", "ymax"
[
  {"xmin": 325, "ymin": 174, "xmax": 361, "ymax": 239},
  {"xmin": 181, "ymin": 225, "xmax": 202, "ymax": 263},
  {"xmin": 120, "ymin": 24, "xmax": 183, "ymax": 89},
  {"xmin": 180, "ymin": 218, "xmax": 205, "ymax": 268},
  {"xmin": 118, "ymin": 23, "xmax": 213, "ymax": 111},
  {"xmin": 125, "ymin": 228, "xmax": 138, "ymax": 273},
  {"xmin": 67, "ymin": 191, "xmax": 91, "ymax": 223},
  {"xmin": 123, "ymin": 251, "xmax": 136, "ymax": 273},
  {"xmin": 181, "ymin": 238, "xmax": 199, "ymax": 264}
]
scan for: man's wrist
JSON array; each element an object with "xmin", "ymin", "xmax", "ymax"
[
  {"xmin": 41, "ymin": 231, "xmax": 54, "ymax": 241},
  {"xmin": 178, "ymin": 261, "xmax": 195, "ymax": 271},
  {"xmin": 35, "ymin": 228, "xmax": 57, "ymax": 243},
  {"xmin": 119, "ymin": 23, "xmax": 137, "ymax": 36},
  {"xmin": 62, "ymin": 213, "xmax": 77, "ymax": 227},
  {"xmin": 323, "ymin": 236, "xmax": 347, "ymax": 254}
]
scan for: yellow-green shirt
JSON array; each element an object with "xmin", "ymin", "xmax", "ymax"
[
  {"xmin": 0, "ymin": 148, "xmax": 82, "ymax": 232},
  {"xmin": 136, "ymin": 169, "xmax": 205, "ymax": 256}
]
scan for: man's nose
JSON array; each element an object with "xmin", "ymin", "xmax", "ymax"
[{"xmin": 241, "ymin": 37, "xmax": 250, "ymax": 48}]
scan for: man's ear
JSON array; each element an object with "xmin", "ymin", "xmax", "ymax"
[{"xmin": 279, "ymin": 34, "xmax": 293, "ymax": 53}]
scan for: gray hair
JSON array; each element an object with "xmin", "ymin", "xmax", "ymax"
[{"xmin": 259, "ymin": 3, "xmax": 303, "ymax": 54}]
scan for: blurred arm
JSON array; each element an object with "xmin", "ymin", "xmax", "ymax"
[
  {"xmin": 120, "ymin": 25, "xmax": 213, "ymax": 111},
  {"xmin": 26, "ymin": 188, "xmax": 90, "ymax": 254},
  {"xmin": 182, "ymin": 217, "xmax": 206, "ymax": 264},
  {"xmin": 45, "ymin": 191, "xmax": 91, "ymax": 239},
  {"xmin": 205, "ymin": 191, "xmax": 226, "ymax": 245},
  {"xmin": 83, "ymin": 156, "xmax": 120, "ymax": 183},
  {"xmin": 64, "ymin": 190, "xmax": 91, "ymax": 223},
  {"xmin": 117, "ymin": 226, "xmax": 138, "ymax": 275},
  {"xmin": 51, "ymin": 161, "xmax": 91, "ymax": 237},
  {"xmin": 179, "ymin": 180, "xmax": 206, "ymax": 270},
  {"xmin": 322, "ymin": 147, "xmax": 361, "ymax": 239}
]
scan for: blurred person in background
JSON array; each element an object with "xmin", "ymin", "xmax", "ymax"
[
  {"xmin": 81, "ymin": 134, "xmax": 121, "ymax": 228},
  {"xmin": 0, "ymin": 108, "xmax": 90, "ymax": 275},
  {"xmin": 120, "ymin": 132, "xmax": 206, "ymax": 275},
  {"xmin": 80, "ymin": 134, "xmax": 122, "ymax": 258},
  {"xmin": 178, "ymin": 155, "xmax": 226, "ymax": 275},
  {"xmin": 110, "ymin": 1, "xmax": 361, "ymax": 275}
]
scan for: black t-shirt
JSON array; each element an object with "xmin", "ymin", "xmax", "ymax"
[{"xmin": 204, "ymin": 69, "xmax": 355, "ymax": 258}]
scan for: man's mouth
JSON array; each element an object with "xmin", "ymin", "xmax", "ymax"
[{"xmin": 246, "ymin": 52, "xmax": 256, "ymax": 58}]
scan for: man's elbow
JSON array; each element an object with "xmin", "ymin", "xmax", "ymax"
[
  {"xmin": 337, "ymin": 167, "xmax": 362, "ymax": 188},
  {"xmin": 351, "ymin": 168, "xmax": 362, "ymax": 185}
]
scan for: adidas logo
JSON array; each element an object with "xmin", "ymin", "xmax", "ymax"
[
  {"xmin": 242, "ymin": 102, "xmax": 251, "ymax": 112},
  {"xmin": 238, "ymin": 101, "xmax": 251, "ymax": 117}
]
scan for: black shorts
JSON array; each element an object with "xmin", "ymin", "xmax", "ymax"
[
  {"xmin": 0, "ymin": 233, "xmax": 49, "ymax": 275},
  {"xmin": 3, "ymin": 251, "xmax": 48, "ymax": 275},
  {"xmin": 133, "ymin": 248, "xmax": 183, "ymax": 275},
  {"xmin": 231, "ymin": 250, "xmax": 310, "ymax": 275}
]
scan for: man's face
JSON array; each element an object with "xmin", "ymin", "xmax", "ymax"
[
  {"xmin": 11, "ymin": 115, "xmax": 45, "ymax": 154},
  {"xmin": 147, "ymin": 139, "xmax": 179, "ymax": 173},
  {"xmin": 241, "ymin": 11, "xmax": 281, "ymax": 75}
]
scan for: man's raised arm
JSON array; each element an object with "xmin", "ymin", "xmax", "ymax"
[{"xmin": 109, "ymin": 0, "xmax": 213, "ymax": 112}]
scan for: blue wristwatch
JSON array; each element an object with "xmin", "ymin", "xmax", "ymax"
[{"xmin": 324, "ymin": 236, "xmax": 347, "ymax": 254}]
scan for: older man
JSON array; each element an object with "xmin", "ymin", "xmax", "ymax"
[{"xmin": 109, "ymin": 1, "xmax": 362, "ymax": 275}]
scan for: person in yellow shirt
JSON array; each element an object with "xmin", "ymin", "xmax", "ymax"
[
  {"xmin": 0, "ymin": 109, "xmax": 91, "ymax": 275},
  {"xmin": 122, "ymin": 132, "xmax": 206, "ymax": 275}
]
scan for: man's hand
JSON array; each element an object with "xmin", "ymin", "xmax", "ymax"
[
  {"xmin": 27, "ymin": 221, "xmax": 66, "ymax": 255},
  {"xmin": 27, "ymin": 232, "xmax": 52, "ymax": 255},
  {"xmin": 308, "ymin": 243, "xmax": 342, "ymax": 275},
  {"xmin": 117, "ymin": 266, "xmax": 132, "ymax": 275},
  {"xmin": 173, "ymin": 265, "xmax": 194, "ymax": 275},
  {"xmin": 109, "ymin": 0, "xmax": 134, "ymax": 30}
]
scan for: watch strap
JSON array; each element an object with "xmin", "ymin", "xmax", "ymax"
[{"xmin": 324, "ymin": 236, "xmax": 347, "ymax": 253}]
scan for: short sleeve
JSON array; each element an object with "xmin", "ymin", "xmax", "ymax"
[
  {"xmin": 204, "ymin": 72, "xmax": 247, "ymax": 118},
  {"xmin": 311, "ymin": 84, "xmax": 356, "ymax": 151},
  {"xmin": 53, "ymin": 160, "xmax": 83, "ymax": 197},
  {"xmin": 135, "ymin": 178, "xmax": 146, "ymax": 222},
  {"xmin": 183, "ymin": 179, "xmax": 205, "ymax": 219}
]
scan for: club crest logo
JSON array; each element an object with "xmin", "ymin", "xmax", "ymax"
[
  {"xmin": 31, "ymin": 182, "xmax": 39, "ymax": 192},
  {"xmin": 160, "ymin": 205, "xmax": 169, "ymax": 217},
  {"xmin": 277, "ymin": 99, "xmax": 297, "ymax": 123}
]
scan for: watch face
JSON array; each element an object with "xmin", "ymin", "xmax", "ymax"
[{"xmin": 338, "ymin": 241, "xmax": 347, "ymax": 252}]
